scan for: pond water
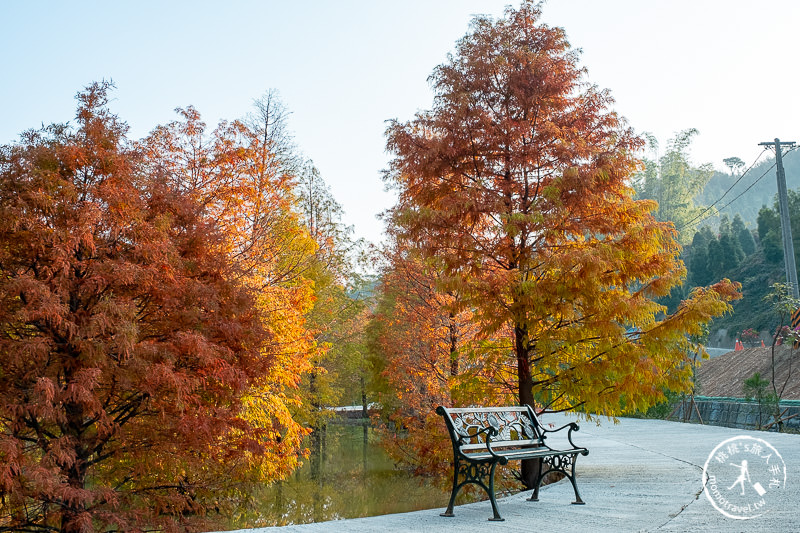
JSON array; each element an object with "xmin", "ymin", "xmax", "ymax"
[{"xmin": 226, "ymin": 422, "xmax": 454, "ymax": 529}]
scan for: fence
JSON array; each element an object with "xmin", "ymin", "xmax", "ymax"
[{"xmin": 671, "ymin": 396, "xmax": 800, "ymax": 431}]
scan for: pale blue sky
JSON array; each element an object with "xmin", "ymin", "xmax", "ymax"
[{"xmin": 2, "ymin": 1, "xmax": 799, "ymax": 246}]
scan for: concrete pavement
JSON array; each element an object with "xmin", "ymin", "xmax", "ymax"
[{"xmin": 223, "ymin": 415, "xmax": 799, "ymax": 532}]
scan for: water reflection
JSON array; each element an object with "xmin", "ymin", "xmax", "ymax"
[{"xmin": 230, "ymin": 422, "xmax": 450, "ymax": 528}]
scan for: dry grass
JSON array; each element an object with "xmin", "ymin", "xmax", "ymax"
[{"xmin": 695, "ymin": 346, "xmax": 800, "ymax": 400}]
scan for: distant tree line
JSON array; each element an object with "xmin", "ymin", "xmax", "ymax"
[
  {"xmin": 699, "ymin": 148, "xmax": 800, "ymax": 228},
  {"xmin": 688, "ymin": 214, "xmax": 755, "ymax": 288},
  {"xmin": 635, "ymin": 133, "xmax": 800, "ymax": 338}
]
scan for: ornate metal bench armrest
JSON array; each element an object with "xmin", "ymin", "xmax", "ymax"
[
  {"xmin": 542, "ymin": 422, "xmax": 588, "ymax": 453},
  {"xmin": 483, "ymin": 429, "xmax": 509, "ymax": 465}
]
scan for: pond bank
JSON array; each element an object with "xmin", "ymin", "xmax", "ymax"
[
  {"xmin": 224, "ymin": 424, "xmax": 450, "ymax": 529},
  {"xmin": 220, "ymin": 414, "xmax": 800, "ymax": 533}
]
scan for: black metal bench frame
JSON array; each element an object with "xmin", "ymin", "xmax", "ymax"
[{"xmin": 436, "ymin": 405, "xmax": 589, "ymax": 521}]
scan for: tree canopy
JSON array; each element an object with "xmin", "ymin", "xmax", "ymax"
[
  {"xmin": 0, "ymin": 83, "xmax": 324, "ymax": 532},
  {"xmin": 382, "ymin": 1, "xmax": 739, "ymax": 422}
]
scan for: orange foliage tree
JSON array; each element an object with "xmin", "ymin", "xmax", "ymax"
[
  {"xmin": 0, "ymin": 84, "xmax": 314, "ymax": 532},
  {"xmin": 383, "ymin": 1, "xmax": 740, "ymax": 424},
  {"xmin": 369, "ymin": 235, "xmax": 484, "ymax": 477},
  {"xmin": 141, "ymin": 94, "xmax": 318, "ymax": 484}
]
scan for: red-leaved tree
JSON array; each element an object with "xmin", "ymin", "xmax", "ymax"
[
  {"xmin": 0, "ymin": 83, "xmax": 303, "ymax": 532},
  {"xmin": 368, "ymin": 236, "xmax": 485, "ymax": 478}
]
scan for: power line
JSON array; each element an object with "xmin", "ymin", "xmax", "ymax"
[
  {"xmin": 675, "ymin": 148, "xmax": 768, "ymax": 232},
  {"xmin": 678, "ymin": 145, "xmax": 799, "ymax": 234},
  {"xmin": 678, "ymin": 161, "xmax": 777, "ymax": 233},
  {"xmin": 684, "ymin": 163, "xmax": 777, "ymax": 227}
]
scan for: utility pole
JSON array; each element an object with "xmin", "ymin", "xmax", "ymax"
[{"xmin": 759, "ymin": 138, "xmax": 798, "ymax": 298}]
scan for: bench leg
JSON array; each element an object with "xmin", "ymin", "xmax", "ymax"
[
  {"xmin": 528, "ymin": 453, "xmax": 585, "ymax": 505},
  {"xmin": 440, "ymin": 459, "xmax": 460, "ymax": 517},
  {"xmin": 487, "ymin": 462, "xmax": 504, "ymax": 521},
  {"xmin": 528, "ymin": 457, "xmax": 544, "ymax": 502},
  {"xmin": 441, "ymin": 459, "xmax": 504, "ymax": 521},
  {"xmin": 567, "ymin": 453, "xmax": 585, "ymax": 505}
]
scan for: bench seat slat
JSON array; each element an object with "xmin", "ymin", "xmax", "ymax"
[
  {"xmin": 441, "ymin": 406, "xmax": 531, "ymax": 413},
  {"xmin": 464, "ymin": 447, "xmax": 588, "ymax": 462},
  {"xmin": 460, "ymin": 438, "xmax": 539, "ymax": 452}
]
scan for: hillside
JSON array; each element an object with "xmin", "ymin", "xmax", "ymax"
[
  {"xmin": 698, "ymin": 149, "xmax": 800, "ymax": 228},
  {"xmin": 695, "ymin": 346, "xmax": 800, "ymax": 400}
]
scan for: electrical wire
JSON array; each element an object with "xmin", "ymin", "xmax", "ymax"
[
  {"xmin": 675, "ymin": 148, "xmax": 768, "ymax": 232},
  {"xmin": 678, "ymin": 161, "xmax": 778, "ymax": 233}
]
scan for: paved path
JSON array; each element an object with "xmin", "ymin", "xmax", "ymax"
[{"xmin": 223, "ymin": 415, "xmax": 799, "ymax": 533}]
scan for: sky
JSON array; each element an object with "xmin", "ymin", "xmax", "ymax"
[{"xmin": 2, "ymin": 1, "xmax": 800, "ymax": 247}]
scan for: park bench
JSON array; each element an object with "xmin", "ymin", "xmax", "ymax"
[{"xmin": 436, "ymin": 405, "xmax": 589, "ymax": 521}]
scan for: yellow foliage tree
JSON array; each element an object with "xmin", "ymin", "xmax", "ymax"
[
  {"xmin": 383, "ymin": 2, "xmax": 741, "ymax": 421},
  {"xmin": 142, "ymin": 101, "xmax": 318, "ymax": 483}
]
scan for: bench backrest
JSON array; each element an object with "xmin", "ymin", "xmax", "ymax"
[{"xmin": 436, "ymin": 405, "xmax": 545, "ymax": 453}]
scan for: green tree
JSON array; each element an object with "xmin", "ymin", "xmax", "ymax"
[
  {"xmin": 699, "ymin": 151, "xmax": 800, "ymax": 228},
  {"xmin": 634, "ymin": 129, "xmax": 715, "ymax": 244},
  {"xmin": 732, "ymin": 213, "xmax": 756, "ymax": 256},
  {"xmin": 756, "ymin": 190, "xmax": 800, "ymax": 267},
  {"xmin": 743, "ymin": 372, "xmax": 776, "ymax": 430},
  {"xmin": 688, "ymin": 230, "xmax": 713, "ymax": 287},
  {"xmin": 719, "ymin": 233, "xmax": 743, "ymax": 272},
  {"xmin": 758, "ymin": 204, "xmax": 783, "ymax": 264},
  {"xmin": 723, "ymin": 156, "xmax": 745, "ymax": 177},
  {"xmin": 718, "ymin": 214, "xmax": 732, "ymax": 239},
  {"xmin": 716, "ymin": 215, "xmax": 745, "ymax": 267},
  {"xmin": 693, "ymin": 225, "xmax": 715, "ymax": 248},
  {"xmin": 706, "ymin": 235, "xmax": 724, "ymax": 279}
]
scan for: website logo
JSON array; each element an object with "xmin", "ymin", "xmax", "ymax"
[{"xmin": 702, "ymin": 435, "xmax": 787, "ymax": 520}]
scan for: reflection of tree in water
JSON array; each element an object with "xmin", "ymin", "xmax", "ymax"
[
  {"xmin": 229, "ymin": 423, "xmax": 450, "ymax": 528},
  {"xmin": 310, "ymin": 419, "xmax": 327, "ymax": 519}
]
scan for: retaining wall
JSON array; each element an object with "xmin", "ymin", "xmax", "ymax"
[{"xmin": 672, "ymin": 396, "xmax": 800, "ymax": 431}]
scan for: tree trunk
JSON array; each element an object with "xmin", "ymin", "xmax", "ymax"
[
  {"xmin": 61, "ymin": 479, "xmax": 89, "ymax": 533},
  {"xmin": 515, "ymin": 323, "xmax": 539, "ymax": 489},
  {"xmin": 61, "ymin": 396, "xmax": 89, "ymax": 533},
  {"xmin": 448, "ymin": 312, "xmax": 459, "ymax": 377},
  {"xmin": 361, "ymin": 375, "xmax": 369, "ymax": 471},
  {"xmin": 60, "ymin": 468, "xmax": 88, "ymax": 530}
]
